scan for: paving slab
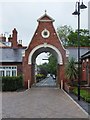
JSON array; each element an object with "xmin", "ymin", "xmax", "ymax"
[{"xmin": 2, "ymin": 87, "xmax": 89, "ymax": 118}]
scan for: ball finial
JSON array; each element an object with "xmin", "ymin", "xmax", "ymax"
[{"xmin": 45, "ymin": 10, "xmax": 47, "ymax": 14}]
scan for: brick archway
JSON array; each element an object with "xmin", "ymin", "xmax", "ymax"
[
  {"xmin": 28, "ymin": 44, "xmax": 63, "ymax": 65},
  {"xmin": 23, "ymin": 13, "xmax": 67, "ymax": 88}
]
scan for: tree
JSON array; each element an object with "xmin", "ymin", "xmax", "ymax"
[
  {"xmin": 65, "ymin": 57, "xmax": 78, "ymax": 86},
  {"xmin": 57, "ymin": 25, "xmax": 73, "ymax": 46},
  {"xmin": 68, "ymin": 29, "xmax": 90, "ymax": 47},
  {"xmin": 37, "ymin": 54, "xmax": 57, "ymax": 77},
  {"xmin": 38, "ymin": 63, "xmax": 48, "ymax": 77},
  {"xmin": 57, "ymin": 25, "xmax": 90, "ymax": 47},
  {"xmin": 47, "ymin": 54, "xmax": 57, "ymax": 76}
]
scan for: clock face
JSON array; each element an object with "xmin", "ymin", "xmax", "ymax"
[{"xmin": 41, "ymin": 29, "xmax": 50, "ymax": 38}]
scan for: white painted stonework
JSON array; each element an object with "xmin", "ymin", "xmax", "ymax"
[{"xmin": 28, "ymin": 44, "xmax": 63, "ymax": 65}]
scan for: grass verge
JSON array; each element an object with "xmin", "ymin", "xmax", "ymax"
[{"xmin": 73, "ymin": 87, "xmax": 90, "ymax": 103}]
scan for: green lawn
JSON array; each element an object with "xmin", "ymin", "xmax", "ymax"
[{"xmin": 73, "ymin": 87, "xmax": 90, "ymax": 103}]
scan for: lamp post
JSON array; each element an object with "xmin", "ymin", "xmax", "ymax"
[{"xmin": 72, "ymin": 0, "xmax": 87, "ymax": 101}]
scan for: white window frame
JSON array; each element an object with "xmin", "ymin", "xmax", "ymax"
[{"xmin": 0, "ymin": 66, "xmax": 17, "ymax": 77}]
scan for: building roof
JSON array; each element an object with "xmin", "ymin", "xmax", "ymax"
[
  {"xmin": 66, "ymin": 47, "xmax": 90, "ymax": 61},
  {"xmin": 0, "ymin": 46, "xmax": 90, "ymax": 63},
  {"xmin": 37, "ymin": 12, "xmax": 55, "ymax": 22},
  {"xmin": 0, "ymin": 42, "xmax": 6, "ymax": 47},
  {"xmin": 0, "ymin": 48, "xmax": 26, "ymax": 63},
  {"xmin": 81, "ymin": 50, "xmax": 90, "ymax": 59}
]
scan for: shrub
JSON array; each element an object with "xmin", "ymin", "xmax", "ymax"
[
  {"xmin": 2, "ymin": 75, "xmax": 23, "ymax": 91},
  {"xmin": 65, "ymin": 58, "xmax": 78, "ymax": 86},
  {"xmin": 35, "ymin": 74, "xmax": 46, "ymax": 82}
]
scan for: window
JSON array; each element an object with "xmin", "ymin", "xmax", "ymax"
[
  {"xmin": 12, "ymin": 70, "xmax": 16, "ymax": 76},
  {"xmin": 12, "ymin": 67, "xmax": 16, "ymax": 69},
  {"xmin": 0, "ymin": 71, "xmax": 5, "ymax": 76},
  {"xmin": 0, "ymin": 66, "xmax": 17, "ymax": 77},
  {"xmin": 6, "ymin": 71, "xmax": 10, "ymax": 76}
]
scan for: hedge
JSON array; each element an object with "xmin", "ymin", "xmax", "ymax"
[
  {"xmin": 35, "ymin": 74, "xmax": 46, "ymax": 82},
  {"xmin": 2, "ymin": 75, "xmax": 23, "ymax": 91}
]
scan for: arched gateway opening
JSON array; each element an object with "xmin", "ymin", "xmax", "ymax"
[
  {"xmin": 23, "ymin": 12, "xmax": 68, "ymax": 88},
  {"xmin": 29, "ymin": 44, "xmax": 63, "ymax": 87}
]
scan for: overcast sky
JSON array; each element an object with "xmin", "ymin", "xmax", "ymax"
[{"xmin": 0, "ymin": 0, "xmax": 89, "ymax": 64}]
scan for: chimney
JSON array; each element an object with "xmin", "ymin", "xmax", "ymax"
[
  {"xmin": 8, "ymin": 35, "xmax": 12, "ymax": 42},
  {"xmin": 12, "ymin": 28, "xmax": 18, "ymax": 48},
  {"xmin": 0, "ymin": 34, "xmax": 6, "ymax": 42},
  {"xmin": 18, "ymin": 40, "xmax": 22, "ymax": 45},
  {"xmin": 18, "ymin": 40, "xmax": 22, "ymax": 47}
]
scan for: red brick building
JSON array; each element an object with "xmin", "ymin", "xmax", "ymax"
[
  {"xmin": 81, "ymin": 51, "xmax": 90, "ymax": 86},
  {"xmin": 0, "ymin": 28, "xmax": 26, "ymax": 77},
  {"xmin": 0, "ymin": 13, "xmax": 90, "ymax": 88}
]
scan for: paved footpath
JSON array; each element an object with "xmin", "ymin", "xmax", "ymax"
[
  {"xmin": 36, "ymin": 76, "xmax": 56, "ymax": 87},
  {"xmin": 2, "ymin": 87, "xmax": 89, "ymax": 118}
]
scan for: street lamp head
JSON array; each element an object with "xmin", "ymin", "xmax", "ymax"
[
  {"xmin": 72, "ymin": 10, "xmax": 79, "ymax": 15},
  {"xmin": 72, "ymin": 2, "xmax": 79, "ymax": 15},
  {"xmin": 72, "ymin": 1, "xmax": 87, "ymax": 16},
  {"xmin": 80, "ymin": 2, "xmax": 87, "ymax": 9}
]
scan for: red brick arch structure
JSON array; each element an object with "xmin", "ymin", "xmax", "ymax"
[{"xmin": 23, "ymin": 13, "xmax": 68, "ymax": 88}]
